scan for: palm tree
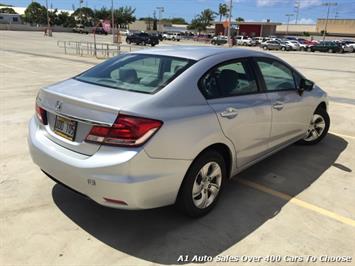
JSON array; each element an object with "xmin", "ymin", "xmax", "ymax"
[
  {"xmin": 198, "ymin": 9, "xmax": 216, "ymax": 27},
  {"xmin": 218, "ymin": 3, "xmax": 228, "ymax": 21}
]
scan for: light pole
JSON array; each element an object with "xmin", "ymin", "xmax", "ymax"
[
  {"xmin": 294, "ymin": 0, "xmax": 300, "ymax": 24},
  {"xmin": 322, "ymin": 2, "xmax": 337, "ymax": 41},
  {"xmin": 45, "ymin": 0, "xmax": 52, "ymax": 36},
  {"xmin": 227, "ymin": 0, "xmax": 233, "ymax": 47},
  {"xmin": 285, "ymin": 14, "xmax": 294, "ymax": 35},
  {"xmin": 111, "ymin": 0, "xmax": 116, "ymax": 43},
  {"xmin": 156, "ymin": 7, "xmax": 164, "ymax": 32}
]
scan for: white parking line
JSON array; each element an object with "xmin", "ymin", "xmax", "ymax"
[{"xmin": 238, "ymin": 179, "xmax": 355, "ymax": 228}]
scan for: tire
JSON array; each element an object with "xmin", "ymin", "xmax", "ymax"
[
  {"xmin": 151, "ymin": 43, "xmax": 156, "ymax": 47},
  {"xmin": 142, "ymin": 41, "xmax": 146, "ymax": 46},
  {"xmin": 307, "ymin": 47, "xmax": 312, "ymax": 52},
  {"xmin": 297, "ymin": 107, "xmax": 330, "ymax": 145},
  {"xmin": 328, "ymin": 49, "xmax": 333, "ymax": 53},
  {"xmin": 281, "ymin": 46, "xmax": 286, "ymax": 51},
  {"xmin": 263, "ymin": 46, "xmax": 268, "ymax": 50},
  {"xmin": 126, "ymin": 39, "xmax": 131, "ymax": 44},
  {"xmin": 176, "ymin": 150, "xmax": 226, "ymax": 217}
]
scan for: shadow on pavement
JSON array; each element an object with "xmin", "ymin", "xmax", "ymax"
[{"xmin": 52, "ymin": 134, "xmax": 348, "ymax": 265}]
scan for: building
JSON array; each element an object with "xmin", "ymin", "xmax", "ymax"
[
  {"xmin": 276, "ymin": 24, "xmax": 317, "ymax": 35},
  {"xmin": 316, "ymin": 19, "xmax": 355, "ymax": 37},
  {"xmin": 215, "ymin": 21, "xmax": 281, "ymax": 37},
  {"xmin": 0, "ymin": 13, "xmax": 21, "ymax": 24}
]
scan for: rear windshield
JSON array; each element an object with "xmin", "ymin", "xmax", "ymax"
[{"xmin": 75, "ymin": 54, "xmax": 195, "ymax": 94}]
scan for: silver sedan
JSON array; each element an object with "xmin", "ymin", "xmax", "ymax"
[{"xmin": 28, "ymin": 47, "xmax": 330, "ymax": 217}]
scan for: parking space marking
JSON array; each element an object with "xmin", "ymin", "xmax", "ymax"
[
  {"xmin": 329, "ymin": 132, "xmax": 355, "ymax": 140},
  {"xmin": 237, "ymin": 179, "xmax": 355, "ymax": 228}
]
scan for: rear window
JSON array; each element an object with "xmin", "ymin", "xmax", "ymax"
[{"xmin": 75, "ymin": 54, "xmax": 195, "ymax": 94}]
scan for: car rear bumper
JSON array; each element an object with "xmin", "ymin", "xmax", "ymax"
[{"xmin": 28, "ymin": 117, "xmax": 191, "ymax": 209}]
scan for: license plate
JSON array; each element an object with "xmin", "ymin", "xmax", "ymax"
[{"xmin": 54, "ymin": 116, "xmax": 77, "ymax": 141}]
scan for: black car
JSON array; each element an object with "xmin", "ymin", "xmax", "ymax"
[
  {"xmin": 262, "ymin": 40, "xmax": 290, "ymax": 51},
  {"xmin": 309, "ymin": 41, "xmax": 343, "ymax": 53},
  {"xmin": 126, "ymin": 33, "xmax": 159, "ymax": 46},
  {"xmin": 92, "ymin": 27, "xmax": 108, "ymax": 35}
]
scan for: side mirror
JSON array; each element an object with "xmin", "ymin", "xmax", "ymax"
[{"xmin": 299, "ymin": 78, "xmax": 314, "ymax": 95}]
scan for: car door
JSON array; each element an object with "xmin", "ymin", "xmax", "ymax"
[
  {"xmin": 253, "ymin": 57, "xmax": 312, "ymax": 149},
  {"xmin": 199, "ymin": 58, "xmax": 272, "ymax": 168}
]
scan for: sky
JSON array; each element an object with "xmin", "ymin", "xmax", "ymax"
[{"xmin": 2, "ymin": 0, "xmax": 355, "ymax": 24}]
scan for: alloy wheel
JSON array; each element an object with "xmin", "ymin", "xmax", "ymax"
[
  {"xmin": 303, "ymin": 114, "xmax": 326, "ymax": 142},
  {"xmin": 192, "ymin": 162, "xmax": 222, "ymax": 209}
]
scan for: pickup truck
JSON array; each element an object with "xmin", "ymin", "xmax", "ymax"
[
  {"xmin": 235, "ymin": 36, "xmax": 255, "ymax": 46},
  {"xmin": 162, "ymin": 32, "xmax": 181, "ymax": 41}
]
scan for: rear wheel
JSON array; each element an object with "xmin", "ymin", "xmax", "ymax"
[
  {"xmin": 126, "ymin": 39, "xmax": 131, "ymax": 44},
  {"xmin": 298, "ymin": 107, "xmax": 330, "ymax": 145},
  {"xmin": 307, "ymin": 47, "xmax": 312, "ymax": 52},
  {"xmin": 263, "ymin": 46, "xmax": 268, "ymax": 50},
  {"xmin": 176, "ymin": 150, "xmax": 226, "ymax": 217},
  {"xmin": 328, "ymin": 48, "xmax": 333, "ymax": 53},
  {"xmin": 281, "ymin": 46, "xmax": 286, "ymax": 51}
]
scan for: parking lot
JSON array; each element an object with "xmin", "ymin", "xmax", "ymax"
[{"xmin": 1, "ymin": 31, "xmax": 355, "ymax": 266}]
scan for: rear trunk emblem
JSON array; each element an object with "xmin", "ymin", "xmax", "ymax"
[{"xmin": 55, "ymin": 101, "xmax": 63, "ymax": 112}]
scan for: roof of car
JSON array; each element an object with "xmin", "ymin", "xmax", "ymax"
[{"xmin": 132, "ymin": 46, "xmax": 270, "ymax": 61}]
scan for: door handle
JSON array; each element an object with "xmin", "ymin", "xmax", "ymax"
[
  {"xmin": 220, "ymin": 107, "xmax": 238, "ymax": 119},
  {"xmin": 272, "ymin": 102, "xmax": 284, "ymax": 111}
]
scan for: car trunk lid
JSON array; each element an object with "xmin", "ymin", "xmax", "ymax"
[{"xmin": 37, "ymin": 78, "xmax": 151, "ymax": 155}]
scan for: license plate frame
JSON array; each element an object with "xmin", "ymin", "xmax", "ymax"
[{"xmin": 54, "ymin": 115, "xmax": 77, "ymax": 141}]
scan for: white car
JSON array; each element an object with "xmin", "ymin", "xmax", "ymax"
[
  {"xmin": 235, "ymin": 36, "xmax": 252, "ymax": 46},
  {"xmin": 284, "ymin": 40, "xmax": 301, "ymax": 51},
  {"xmin": 163, "ymin": 32, "xmax": 181, "ymax": 41}
]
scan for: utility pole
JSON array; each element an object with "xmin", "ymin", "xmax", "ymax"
[
  {"xmin": 227, "ymin": 0, "xmax": 233, "ymax": 47},
  {"xmin": 156, "ymin": 7, "xmax": 164, "ymax": 32},
  {"xmin": 45, "ymin": 0, "xmax": 52, "ymax": 36},
  {"xmin": 294, "ymin": 0, "xmax": 300, "ymax": 24},
  {"xmin": 111, "ymin": 0, "xmax": 115, "ymax": 42},
  {"xmin": 285, "ymin": 14, "xmax": 294, "ymax": 35},
  {"xmin": 322, "ymin": 2, "xmax": 337, "ymax": 41}
]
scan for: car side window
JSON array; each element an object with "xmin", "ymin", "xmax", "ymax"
[
  {"xmin": 256, "ymin": 59, "xmax": 296, "ymax": 91},
  {"xmin": 199, "ymin": 60, "xmax": 258, "ymax": 99}
]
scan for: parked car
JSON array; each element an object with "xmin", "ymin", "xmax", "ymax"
[
  {"xmin": 126, "ymin": 32, "xmax": 159, "ymax": 46},
  {"xmin": 341, "ymin": 40, "xmax": 355, "ymax": 51},
  {"xmin": 211, "ymin": 36, "xmax": 236, "ymax": 46},
  {"xmin": 309, "ymin": 41, "xmax": 342, "ymax": 53},
  {"xmin": 92, "ymin": 27, "xmax": 108, "ymax": 35},
  {"xmin": 262, "ymin": 40, "xmax": 291, "ymax": 51},
  {"xmin": 29, "ymin": 47, "xmax": 330, "ymax": 217},
  {"xmin": 284, "ymin": 40, "xmax": 301, "ymax": 51},
  {"xmin": 163, "ymin": 32, "xmax": 181, "ymax": 41},
  {"xmin": 339, "ymin": 41, "xmax": 354, "ymax": 53},
  {"xmin": 72, "ymin": 24, "xmax": 89, "ymax": 34},
  {"xmin": 252, "ymin": 37, "xmax": 267, "ymax": 46},
  {"xmin": 235, "ymin": 36, "xmax": 254, "ymax": 46}
]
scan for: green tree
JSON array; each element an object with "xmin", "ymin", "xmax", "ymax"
[
  {"xmin": 24, "ymin": 2, "xmax": 47, "ymax": 25},
  {"xmin": 187, "ymin": 17, "xmax": 206, "ymax": 33},
  {"xmin": 218, "ymin": 3, "xmax": 228, "ymax": 21},
  {"xmin": 0, "ymin": 7, "xmax": 17, "ymax": 14},
  {"xmin": 113, "ymin": 6, "xmax": 136, "ymax": 29},
  {"xmin": 198, "ymin": 9, "xmax": 216, "ymax": 27},
  {"xmin": 94, "ymin": 7, "xmax": 111, "ymax": 22},
  {"xmin": 72, "ymin": 7, "xmax": 94, "ymax": 26},
  {"xmin": 170, "ymin": 17, "xmax": 187, "ymax": 24},
  {"xmin": 57, "ymin": 11, "xmax": 76, "ymax": 27},
  {"xmin": 235, "ymin": 17, "xmax": 244, "ymax": 22}
]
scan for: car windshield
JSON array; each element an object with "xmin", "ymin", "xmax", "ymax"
[{"xmin": 75, "ymin": 54, "xmax": 195, "ymax": 94}]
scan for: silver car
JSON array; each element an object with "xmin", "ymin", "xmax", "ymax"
[{"xmin": 28, "ymin": 47, "xmax": 330, "ymax": 217}]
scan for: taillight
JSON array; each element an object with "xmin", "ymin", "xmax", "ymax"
[
  {"xmin": 85, "ymin": 114, "xmax": 163, "ymax": 147},
  {"xmin": 35, "ymin": 103, "xmax": 47, "ymax": 125}
]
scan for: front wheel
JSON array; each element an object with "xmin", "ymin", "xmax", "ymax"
[
  {"xmin": 298, "ymin": 108, "xmax": 330, "ymax": 145},
  {"xmin": 281, "ymin": 46, "xmax": 286, "ymax": 51},
  {"xmin": 176, "ymin": 150, "xmax": 226, "ymax": 217}
]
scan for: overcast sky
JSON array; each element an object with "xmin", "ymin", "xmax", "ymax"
[{"xmin": 3, "ymin": 0, "xmax": 355, "ymax": 23}]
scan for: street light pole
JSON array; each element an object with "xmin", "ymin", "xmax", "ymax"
[
  {"xmin": 322, "ymin": 2, "xmax": 337, "ymax": 42},
  {"xmin": 156, "ymin": 7, "xmax": 164, "ymax": 32},
  {"xmin": 111, "ymin": 0, "xmax": 115, "ymax": 43},
  {"xmin": 285, "ymin": 14, "xmax": 294, "ymax": 35},
  {"xmin": 227, "ymin": 0, "xmax": 233, "ymax": 47},
  {"xmin": 45, "ymin": 0, "xmax": 52, "ymax": 36}
]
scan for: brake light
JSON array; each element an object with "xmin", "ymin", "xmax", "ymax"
[
  {"xmin": 35, "ymin": 103, "xmax": 47, "ymax": 125},
  {"xmin": 85, "ymin": 114, "xmax": 163, "ymax": 147}
]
